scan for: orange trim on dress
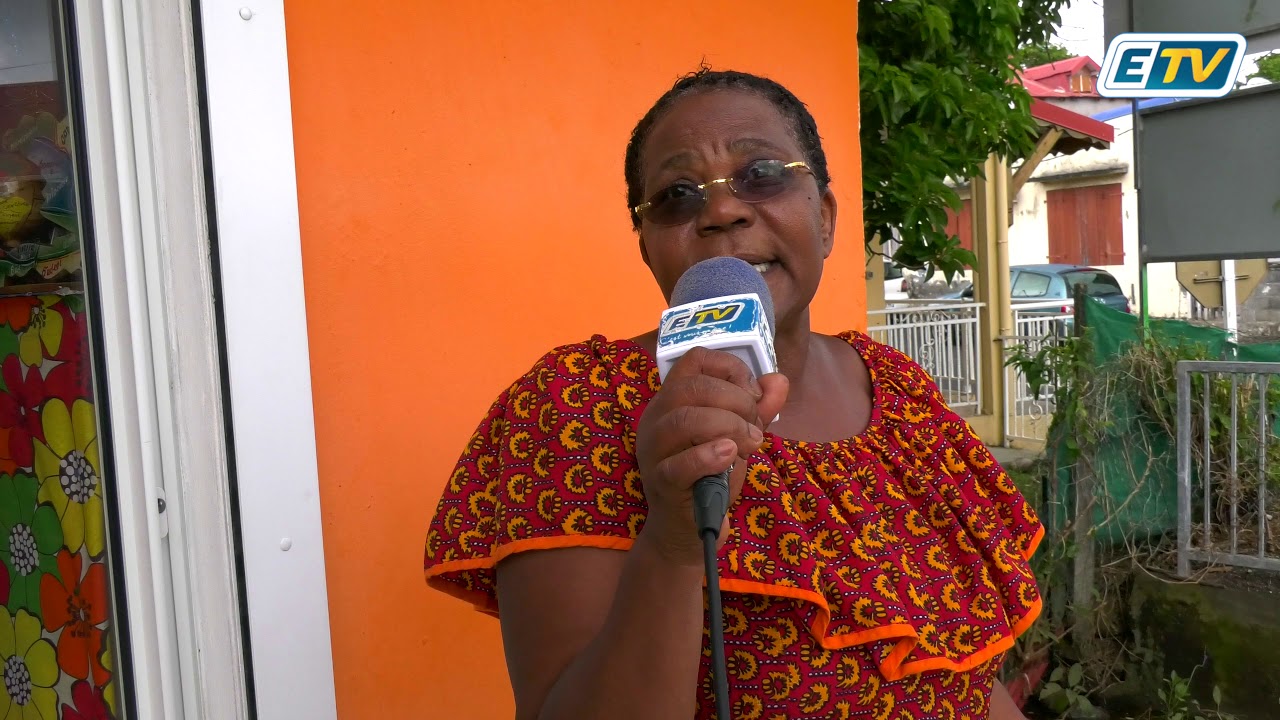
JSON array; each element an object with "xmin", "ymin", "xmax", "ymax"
[
  {"xmin": 426, "ymin": 535, "xmax": 1048, "ymax": 682},
  {"xmin": 1010, "ymin": 594, "xmax": 1045, "ymax": 638},
  {"xmin": 423, "ymin": 535, "xmax": 637, "ymax": 581},
  {"xmin": 1024, "ymin": 524, "xmax": 1046, "ymax": 561},
  {"xmin": 423, "ymin": 332, "xmax": 1051, "ymax": 698},
  {"xmin": 719, "ymin": 578, "xmax": 921, "ymax": 648}
]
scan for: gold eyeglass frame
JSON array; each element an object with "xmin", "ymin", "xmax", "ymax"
[{"xmin": 631, "ymin": 160, "xmax": 813, "ymax": 221}]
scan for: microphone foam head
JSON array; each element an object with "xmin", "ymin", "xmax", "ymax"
[{"xmin": 670, "ymin": 257, "xmax": 775, "ymax": 333}]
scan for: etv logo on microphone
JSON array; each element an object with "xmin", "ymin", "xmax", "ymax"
[
  {"xmin": 1097, "ymin": 33, "xmax": 1246, "ymax": 98},
  {"xmin": 662, "ymin": 301, "xmax": 745, "ymax": 334}
]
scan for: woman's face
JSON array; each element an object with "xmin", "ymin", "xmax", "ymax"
[{"xmin": 636, "ymin": 89, "xmax": 836, "ymax": 331}]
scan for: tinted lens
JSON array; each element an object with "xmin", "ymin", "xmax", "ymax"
[
  {"xmin": 734, "ymin": 160, "xmax": 791, "ymax": 201},
  {"xmin": 645, "ymin": 182, "xmax": 705, "ymax": 225},
  {"xmin": 640, "ymin": 161, "xmax": 802, "ymax": 226}
]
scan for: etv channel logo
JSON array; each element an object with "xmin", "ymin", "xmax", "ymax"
[{"xmin": 1098, "ymin": 33, "xmax": 1247, "ymax": 98}]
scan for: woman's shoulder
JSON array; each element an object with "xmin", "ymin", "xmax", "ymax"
[
  {"xmin": 510, "ymin": 334, "xmax": 654, "ymax": 385},
  {"xmin": 483, "ymin": 334, "xmax": 660, "ymax": 421},
  {"xmin": 424, "ymin": 333, "xmax": 655, "ymax": 613},
  {"xmin": 829, "ymin": 330, "xmax": 936, "ymax": 395}
]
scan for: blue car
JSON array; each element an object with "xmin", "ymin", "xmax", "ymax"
[
  {"xmin": 1009, "ymin": 264, "xmax": 1131, "ymax": 314},
  {"xmin": 958, "ymin": 264, "xmax": 1131, "ymax": 314}
]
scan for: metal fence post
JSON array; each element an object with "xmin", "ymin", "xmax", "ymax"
[
  {"xmin": 1177, "ymin": 362, "xmax": 1192, "ymax": 577},
  {"xmin": 1070, "ymin": 284, "xmax": 1096, "ymax": 651}
]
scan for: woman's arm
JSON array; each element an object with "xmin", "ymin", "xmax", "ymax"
[
  {"xmin": 990, "ymin": 680, "xmax": 1027, "ymax": 720},
  {"xmin": 497, "ymin": 539, "xmax": 706, "ymax": 720}
]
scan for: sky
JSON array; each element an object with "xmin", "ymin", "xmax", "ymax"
[{"xmin": 1053, "ymin": 0, "xmax": 1107, "ymax": 62}]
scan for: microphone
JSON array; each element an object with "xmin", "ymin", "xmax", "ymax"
[
  {"xmin": 657, "ymin": 257, "xmax": 778, "ymax": 385},
  {"xmin": 655, "ymin": 256, "xmax": 777, "ymax": 720},
  {"xmin": 657, "ymin": 256, "xmax": 778, "ymax": 538}
]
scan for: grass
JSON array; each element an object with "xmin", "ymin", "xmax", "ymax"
[{"xmin": 1007, "ymin": 465, "xmax": 1044, "ymax": 509}]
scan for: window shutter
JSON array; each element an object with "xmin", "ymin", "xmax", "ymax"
[
  {"xmin": 1047, "ymin": 188, "xmax": 1080, "ymax": 264},
  {"xmin": 1099, "ymin": 183, "xmax": 1124, "ymax": 265},
  {"xmin": 1047, "ymin": 183, "xmax": 1124, "ymax": 266},
  {"xmin": 945, "ymin": 199, "xmax": 974, "ymax": 250}
]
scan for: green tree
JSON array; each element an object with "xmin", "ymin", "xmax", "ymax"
[
  {"xmin": 1248, "ymin": 52, "xmax": 1280, "ymax": 83},
  {"xmin": 859, "ymin": 0, "xmax": 1069, "ymax": 279},
  {"xmin": 1014, "ymin": 41, "xmax": 1074, "ymax": 69}
]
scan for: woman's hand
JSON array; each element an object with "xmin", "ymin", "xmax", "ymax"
[{"xmin": 635, "ymin": 347, "xmax": 788, "ymax": 565}]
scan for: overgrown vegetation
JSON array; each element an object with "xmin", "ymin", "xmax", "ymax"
[{"xmin": 1002, "ymin": 316, "xmax": 1280, "ymax": 718}]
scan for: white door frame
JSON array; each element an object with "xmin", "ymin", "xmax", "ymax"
[
  {"xmin": 71, "ymin": 0, "xmax": 336, "ymax": 717},
  {"xmin": 70, "ymin": 1, "xmax": 185, "ymax": 716},
  {"xmin": 193, "ymin": 2, "xmax": 338, "ymax": 719}
]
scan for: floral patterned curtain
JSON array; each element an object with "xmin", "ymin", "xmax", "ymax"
[{"xmin": 0, "ymin": 293, "xmax": 116, "ymax": 720}]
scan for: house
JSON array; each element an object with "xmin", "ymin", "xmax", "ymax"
[
  {"xmin": 973, "ymin": 104, "xmax": 1188, "ymax": 319},
  {"xmin": 867, "ymin": 99, "xmax": 1114, "ymax": 449},
  {"xmin": 905, "ymin": 62, "xmax": 1192, "ymax": 320},
  {"xmin": 989, "ymin": 95, "xmax": 1279, "ymax": 323},
  {"xmin": 1018, "ymin": 56, "xmax": 1129, "ymax": 117}
]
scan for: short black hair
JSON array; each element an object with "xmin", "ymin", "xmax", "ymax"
[{"xmin": 624, "ymin": 67, "xmax": 832, "ymax": 230}]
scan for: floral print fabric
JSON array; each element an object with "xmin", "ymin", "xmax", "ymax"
[
  {"xmin": 425, "ymin": 332, "xmax": 1043, "ymax": 719},
  {"xmin": 0, "ymin": 295, "xmax": 116, "ymax": 719}
]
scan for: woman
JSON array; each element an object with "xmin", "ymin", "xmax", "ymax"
[{"xmin": 424, "ymin": 69, "xmax": 1042, "ymax": 720}]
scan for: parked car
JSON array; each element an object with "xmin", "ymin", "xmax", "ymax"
[
  {"xmin": 1011, "ymin": 264, "xmax": 1131, "ymax": 314},
  {"xmin": 884, "ymin": 260, "xmax": 911, "ymax": 301},
  {"xmin": 948, "ymin": 264, "xmax": 1130, "ymax": 338},
  {"xmin": 955, "ymin": 264, "xmax": 1131, "ymax": 313}
]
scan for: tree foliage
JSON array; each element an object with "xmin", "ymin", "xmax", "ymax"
[
  {"xmin": 859, "ymin": 0, "xmax": 1070, "ymax": 279},
  {"xmin": 1014, "ymin": 41, "xmax": 1074, "ymax": 69},
  {"xmin": 1248, "ymin": 51, "xmax": 1280, "ymax": 83}
]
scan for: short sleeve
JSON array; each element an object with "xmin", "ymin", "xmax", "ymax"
[
  {"xmin": 856, "ymin": 334, "xmax": 1046, "ymax": 671},
  {"xmin": 423, "ymin": 337, "xmax": 657, "ymax": 615},
  {"xmin": 925, "ymin": 382, "xmax": 1044, "ymax": 563},
  {"xmin": 873, "ymin": 337, "xmax": 1045, "ymax": 562},
  {"xmin": 926, "ymin": 395, "xmax": 1046, "ymax": 645}
]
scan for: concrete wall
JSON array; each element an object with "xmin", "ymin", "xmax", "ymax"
[
  {"xmin": 1130, "ymin": 571, "xmax": 1280, "ymax": 718},
  {"xmin": 282, "ymin": 1, "xmax": 865, "ymax": 716}
]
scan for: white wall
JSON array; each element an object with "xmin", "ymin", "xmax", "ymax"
[
  {"xmin": 1038, "ymin": 96, "xmax": 1130, "ymax": 118},
  {"xmin": 1008, "ymin": 113, "xmax": 1189, "ymax": 318}
]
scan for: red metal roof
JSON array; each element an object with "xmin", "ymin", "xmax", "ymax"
[
  {"xmin": 1018, "ymin": 56, "xmax": 1103, "ymax": 98},
  {"xmin": 1029, "ymin": 98, "xmax": 1114, "ymax": 153},
  {"xmin": 1020, "ymin": 76, "xmax": 1060, "ymax": 97},
  {"xmin": 1022, "ymin": 56, "xmax": 1097, "ymax": 81}
]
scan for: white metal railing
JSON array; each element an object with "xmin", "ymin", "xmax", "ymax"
[
  {"xmin": 1177, "ymin": 361, "xmax": 1280, "ymax": 577},
  {"xmin": 1003, "ymin": 301, "xmax": 1076, "ymax": 445},
  {"xmin": 869, "ymin": 302, "xmax": 984, "ymax": 413}
]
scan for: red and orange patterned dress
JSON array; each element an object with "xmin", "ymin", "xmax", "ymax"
[{"xmin": 424, "ymin": 332, "xmax": 1044, "ymax": 720}]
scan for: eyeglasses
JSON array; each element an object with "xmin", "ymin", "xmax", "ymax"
[{"xmin": 632, "ymin": 159, "xmax": 813, "ymax": 227}]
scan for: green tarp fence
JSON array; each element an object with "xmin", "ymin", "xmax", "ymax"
[{"xmin": 1046, "ymin": 299, "xmax": 1280, "ymax": 544}]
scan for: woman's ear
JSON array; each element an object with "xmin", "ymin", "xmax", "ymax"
[{"xmin": 820, "ymin": 188, "xmax": 837, "ymax": 259}]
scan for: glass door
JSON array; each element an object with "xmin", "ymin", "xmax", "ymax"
[{"xmin": 0, "ymin": 2, "xmax": 128, "ymax": 718}]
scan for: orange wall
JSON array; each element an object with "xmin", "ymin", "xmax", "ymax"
[{"xmin": 284, "ymin": 2, "xmax": 862, "ymax": 716}]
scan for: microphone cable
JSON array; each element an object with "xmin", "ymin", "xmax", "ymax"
[{"xmin": 694, "ymin": 465, "xmax": 733, "ymax": 719}]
